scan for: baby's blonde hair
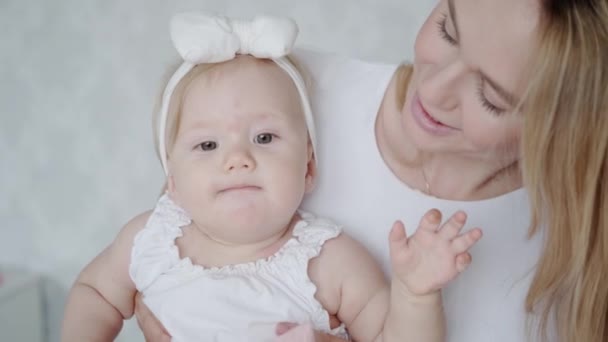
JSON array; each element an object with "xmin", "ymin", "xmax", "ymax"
[{"xmin": 152, "ymin": 62, "xmax": 217, "ymax": 166}]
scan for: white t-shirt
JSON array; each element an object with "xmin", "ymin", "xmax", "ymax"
[{"xmin": 294, "ymin": 49, "xmax": 543, "ymax": 342}]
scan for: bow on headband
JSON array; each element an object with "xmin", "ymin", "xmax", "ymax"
[
  {"xmin": 157, "ymin": 12, "xmax": 317, "ymax": 175},
  {"xmin": 171, "ymin": 12, "xmax": 298, "ymax": 63}
]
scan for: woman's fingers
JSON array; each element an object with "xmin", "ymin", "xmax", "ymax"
[
  {"xmin": 275, "ymin": 323, "xmax": 315, "ymax": 341},
  {"xmin": 275, "ymin": 322, "xmax": 299, "ymax": 335},
  {"xmin": 134, "ymin": 292, "xmax": 171, "ymax": 342},
  {"xmin": 144, "ymin": 328, "xmax": 172, "ymax": 342},
  {"xmin": 275, "ymin": 322, "xmax": 347, "ymax": 341}
]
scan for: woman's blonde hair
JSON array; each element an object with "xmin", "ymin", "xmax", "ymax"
[
  {"xmin": 522, "ymin": 0, "xmax": 608, "ymax": 341},
  {"xmin": 393, "ymin": 0, "xmax": 607, "ymax": 340}
]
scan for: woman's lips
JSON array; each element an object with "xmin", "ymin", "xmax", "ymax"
[{"xmin": 410, "ymin": 93, "xmax": 457, "ymax": 136}]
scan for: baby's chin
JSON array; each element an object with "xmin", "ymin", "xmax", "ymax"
[{"xmin": 214, "ymin": 189, "xmax": 267, "ymax": 213}]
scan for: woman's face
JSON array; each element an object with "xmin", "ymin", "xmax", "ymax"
[{"xmin": 402, "ymin": 0, "xmax": 539, "ymax": 161}]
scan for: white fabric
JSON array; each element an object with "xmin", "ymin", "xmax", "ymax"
[
  {"xmin": 171, "ymin": 13, "xmax": 298, "ymax": 63},
  {"xmin": 292, "ymin": 49, "xmax": 544, "ymax": 342},
  {"xmin": 129, "ymin": 194, "xmax": 348, "ymax": 342},
  {"xmin": 158, "ymin": 12, "xmax": 317, "ymax": 175}
]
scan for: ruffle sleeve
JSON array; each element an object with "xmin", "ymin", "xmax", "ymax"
[{"xmin": 129, "ymin": 194, "xmax": 191, "ymax": 292}]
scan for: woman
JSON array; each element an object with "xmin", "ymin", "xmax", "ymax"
[{"xmin": 136, "ymin": 0, "xmax": 607, "ymax": 340}]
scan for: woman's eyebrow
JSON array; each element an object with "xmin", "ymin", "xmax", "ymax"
[{"xmin": 448, "ymin": 0, "xmax": 460, "ymax": 40}]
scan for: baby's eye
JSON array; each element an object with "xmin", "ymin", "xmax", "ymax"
[
  {"xmin": 198, "ymin": 141, "xmax": 217, "ymax": 151},
  {"xmin": 254, "ymin": 133, "xmax": 274, "ymax": 144}
]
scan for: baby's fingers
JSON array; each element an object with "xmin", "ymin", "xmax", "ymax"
[
  {"xmin": 451, "ymin": 227, "xmax": 483, "ymax": 254},
  {"xmin": 438, "ymin": 211, "xmax": 467, "ymax": 239},
  {"xmin": 418, "ymin": 209, "xmax": 442, "ymax": 233},
  {"xmin": 455, "ymin": 252, "xmax": 472, "ymax": 272},
  {"xmin": 388, "ymin": 220, "xmax": 408, "ymax": 252}
]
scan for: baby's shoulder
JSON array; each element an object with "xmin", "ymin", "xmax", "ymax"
[
  {"xmin": 308, "ymin": 227, "xmax": 386, "ymax": 314},
  {"xmin": 125, "ymin": 210, "xmax": 153, "ymax": 229},
  {"xmin": 316, "ymin": 232, "xmax": 370, "ymax": 265},
  {"xmin": 297, "ymin": 212, "xmax": 370, "ymax": 265},
  {"xmin": 113, "ymin": 210, "xmax": 153, "ymax": 246}
]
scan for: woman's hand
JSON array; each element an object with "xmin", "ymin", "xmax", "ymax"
[
  {"xmin": 134, "ymin": 292, "xmax": 345, "ymax": 342},
  {"xmin": 134, "ymin": 292, "xmax": 171, "ymax": 342},
  {"xmin": 275, "ymin": 322, "xmax": 347, "ymax": 342}
]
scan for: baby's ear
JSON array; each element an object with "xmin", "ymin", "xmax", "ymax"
[
  {"xmin": 305, "ymin": 144, "xmax": 317, "ymax": 193},
  {"xmin": 166, "ymin": 174, "xmax": 180, "ymax": 204},
  {"xmin": 167, "ymin": 174, "xmax": 175, "ymax": 193}
]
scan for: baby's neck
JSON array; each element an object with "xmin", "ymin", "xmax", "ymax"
[{"xmin": 176, "ymin": 214, "xmax": 299, "ymax": 268}]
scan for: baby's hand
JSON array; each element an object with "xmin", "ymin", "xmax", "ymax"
[{"xmin": 389, "ymin": 209, "xmax": 482, "ymax": 296}]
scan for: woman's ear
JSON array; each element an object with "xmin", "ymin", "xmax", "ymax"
[{"xmin": 305, "ymin": 144, "xmax": 317, "ymax": 193}]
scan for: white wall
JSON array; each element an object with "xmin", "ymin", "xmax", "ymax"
[{"xmin": 0, "ymin": 0, "xmax": 436, "ymax": 340}]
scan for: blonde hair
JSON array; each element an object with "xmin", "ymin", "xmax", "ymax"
[
  {"xmin": 522, "ymin": 0, "xmax": 608, "ymax": 341},
  {"xmin": 394, "ymin": 64, "xmax": 413, "ymax": 110},
  {"xmin": 152, "ymin": 62, "xmax": 217, "ymax": 165},
  {"xmin": 392, "ymin": 1, "xmax": 607, "ymax": 340}
]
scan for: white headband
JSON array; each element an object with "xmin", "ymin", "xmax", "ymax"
[{"xmin": 158, "ymin": 12, "xmax": 317, "ymax": 175}]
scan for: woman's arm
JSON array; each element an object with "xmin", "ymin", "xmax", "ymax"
[{"xmin": 61, "ymin": 212, "xmax": 150, "ymax": 342}]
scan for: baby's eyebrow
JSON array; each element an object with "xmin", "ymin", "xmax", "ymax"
[{"xmin": 251, "ymin": 111, "xmax": 288, "ymax": 120}]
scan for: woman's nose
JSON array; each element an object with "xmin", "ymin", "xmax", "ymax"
[{"xmin": 420, "ymin": 59, "xmax": 467, "ymax": 110}]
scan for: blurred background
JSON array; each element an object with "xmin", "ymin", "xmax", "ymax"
[{"xmin": 0, "ymin": 0, "xmax": 435, "ymax": 340}]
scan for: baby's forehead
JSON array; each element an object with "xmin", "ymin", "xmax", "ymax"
[
  {"xmin": 203, "ymin": 55, "xmax": 292, "ymax": 85},
  {"xmin": 183, "ymin": 57, "xmax": 303, "ymax": 114}
]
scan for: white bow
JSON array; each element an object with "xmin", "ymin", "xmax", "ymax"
[{"xmin": 170, "ymin": 12, "xmax": 298, "ymax": 64}]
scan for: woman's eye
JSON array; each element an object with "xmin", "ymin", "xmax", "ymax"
[
  {"xmin": 476, "ymin": 79, "xmax": 507, "ymax": 116},
  {"xmin": 198, "ymin": 141, "xmax": 217, "ymax": 151},
  {"xmin": 436, "ymin": 14, "xmax": 457, "ymax": 46},
  {"xmin": 255, "ymin": 133, "xmax": 274, "ymax": 144}
]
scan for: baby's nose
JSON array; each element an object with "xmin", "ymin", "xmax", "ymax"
[{"xmin": 224, "ymin": 150, "xmax": 256, "ymax": 172}]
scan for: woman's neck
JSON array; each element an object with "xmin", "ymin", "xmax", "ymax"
[{"xmin": 375, "ymin": 71, "xmax": 522, "ymax": 201}]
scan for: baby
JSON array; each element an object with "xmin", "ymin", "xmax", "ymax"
[{"xmin": 61, "ymin": 12, "xmax": 482, "ymax": 342}]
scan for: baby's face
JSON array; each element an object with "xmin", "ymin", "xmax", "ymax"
[{"xmin": 167, "ymin": 56, "xmax": 314, "ymax": 245}]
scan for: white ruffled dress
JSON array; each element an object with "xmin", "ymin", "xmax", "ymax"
[{"xmin": 129, "ymin": 194, "xmax": 349, "ymax": 341}]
